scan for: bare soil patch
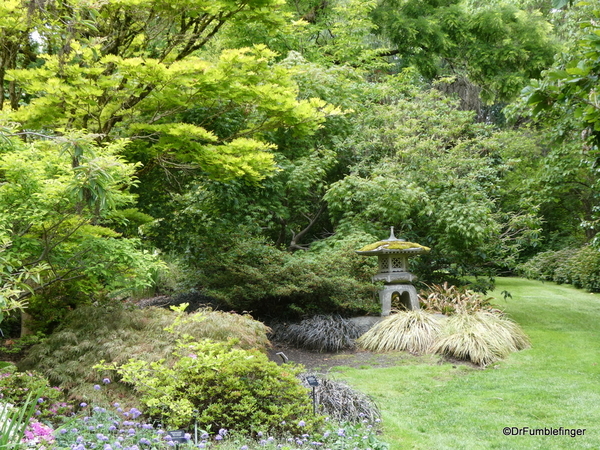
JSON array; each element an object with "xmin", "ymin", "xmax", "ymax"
[{"xmin": 267, "ymin": 341, "xmax": 414, "ymax": 371}]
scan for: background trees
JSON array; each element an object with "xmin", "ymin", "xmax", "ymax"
[{"xmin": 1, "ymin": 0, "xmax": 597, "ymax": 331}]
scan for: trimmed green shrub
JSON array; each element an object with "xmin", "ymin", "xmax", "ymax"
[
  {"xmin": 272, "ymin": 315, "xmax": 363, "ymax": 352},
  {"xmin": 103, "ymin": 339, "xmax": 318, "ymax": 435},
  {"xmin": 18, "ymin": 304, "xmax": 270, "ymax": 404},
  {"xmin": 356, "ymin": 310, "xmax": 442, "ymax": 354},
  {"xmin": 518, "ymin": 245, "xmax": 600, "ymax": 292},
  {"xmin": 430, "ymin": 312, "xmax": 530, "ymax": 366},
  {"xmin": 517, "ymin": 247, "xmax": 574, "ymax": 282}
]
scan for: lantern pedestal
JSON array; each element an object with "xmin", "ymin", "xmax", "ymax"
[{"xmin": 378, "ymin": 284, "xmax": 419, "ymax": 316}]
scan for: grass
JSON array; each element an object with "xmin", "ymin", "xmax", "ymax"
[{"xmin": 333, "ymin": 278, "xmax": 600, "ymax": 449}]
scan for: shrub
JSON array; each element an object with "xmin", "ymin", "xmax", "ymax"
[
  {"xmin": 298, "ymin": 373, "xmax": 380, "ymax": 423},
  {"xmin": 103, "ymin": 339, "xmax": 318, "ymax": 435},
  {"xmin": 430, "ymin": 312, "xmax": 530, "ymax": 366},
  {"xmin": 518, "ymin": 246, "xmax": 600, "ymax": 292},
  {"xmin": 272, "ymin": 315, "xmax": 363, "ymax": 352},
  {"xmin": 356, "ymin": 310, "xmax": 442, "ymax": 354},
  {"xmin": 517, "ymin": 248, "xmax": 573, "ymax": 282},
  {"xmin": 195, "ymin": 236, "xmax": 379, "ymax": 320},
  {"xmin": 19, "ymin": 304, "xmax": 270, "ymax": 404},
  {"xmin": 418, "ymin": 282, "xmax": 496, "ymax": 315}
]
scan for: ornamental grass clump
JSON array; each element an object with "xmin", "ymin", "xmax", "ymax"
[
  {"xmin": 418, "ymin": 282, "xmax": 497, "ymax": 315},
  {"xmin": 274, "ymin": 315, "xmax": 363, "ymax": 352},
  {"xmin": 431, "ymin": 311, "xmax": 530, "ymax": 366},
  {"xmin": 298, "ymin": 373, "xmax": 380, "ymax": 424},
  {"xmin": 356, "ymin": 310, "xmax": 442, "ymax": 354}
]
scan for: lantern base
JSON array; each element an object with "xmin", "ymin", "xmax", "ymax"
[{"xmin": 378, "ymin": 284, "xmax": 419, "ymax": 316}]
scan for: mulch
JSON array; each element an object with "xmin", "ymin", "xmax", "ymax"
[{"xmin": 267, "ymin": 341, "xmax": 414, "ymax": 372}]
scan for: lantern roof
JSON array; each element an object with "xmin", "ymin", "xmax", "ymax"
[{"xmin": 356, "ymin": 227, "xmax": 430, "ymax": 255}]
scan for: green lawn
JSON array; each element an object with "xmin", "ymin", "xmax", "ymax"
[{"xmin": 333, "ymin": 278, "xmax": 600, "ymax": 450}]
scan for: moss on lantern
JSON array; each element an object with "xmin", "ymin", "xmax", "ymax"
[{"xmin": 358, "ymin": 241, "xmax": 431, "ymax": 252}]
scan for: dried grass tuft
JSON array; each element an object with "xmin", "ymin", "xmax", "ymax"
[
  {"xmin": 431, "ymin": 311, "xmax": 530, "ymax": 366},
  {"xmin": 298, "ymin": 373, "xmax": 380, "ymax": 423},
  {"xmin": 356, "ymin": 310, "xmax": 442, "ymax": 354}
]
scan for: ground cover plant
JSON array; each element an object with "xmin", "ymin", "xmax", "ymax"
[
  {"xmin": 334, "ymin": 278, "xmax": 600, "ymax": 449},
  {"xmin": 50, "ymin": 399, "xmax": 387, "ymax": 450}
]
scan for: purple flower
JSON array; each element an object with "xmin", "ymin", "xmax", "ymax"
[
  {"xmin": 184, "ymin": 433, "xmax": 191, "ymax": 440},
  {"xmin": 103, "ymin": 378, "xmax": 111, "ymax": 384},
  {"xmin": 298, "ymin": 420, "xmax": 306, "ymax": 427},
  {"xmin": 218, "ymin": 428, "xmax": 227, "ymax": 436},
  {"xmin": 337, "ymin": 428, "xmax": 345, "ymax": 437},
  {"xmin": 215, "ymin": 435, "xmax": 223, "ymax": 441},
  {"xmin": 240, "ymin": 446, "xmax": 249, "ymax": 450},
  {"xmin": 94, "ymin": 384, "xmax": 101, "ymax": 390},
  {"xmin": 37, "ymin": 397, "xmax": 44, "ymax": 403},
  {"xmin": 80, "ymin": 403, "xmax": 88, "ymax": 408}
]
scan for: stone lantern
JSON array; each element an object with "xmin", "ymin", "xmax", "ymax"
[{"xmin": 356, "ymin": 227, "xmax": 430, "ymax": 316}]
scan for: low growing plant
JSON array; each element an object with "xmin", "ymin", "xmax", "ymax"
[
  {"xmin": 19, "ymin": 304, "xmax": 270, "ymax": 404},
  {"xmin": 51, "ymin": 398, "xmax": 388, "ymax": 450},
  {"xmin": 98, "ymin": 339, "xmax": 318, "ymax": 435},
  {"xmin": 0, "ymin": 388, "xmax": 44, "ymax": 449},
  {"xmin": 356, "ymin": 310, "xmax": 441, "ymax": 354},
  {"xmin": 0, "ymin": 370, "xmax": 72, "ymax": 425}
]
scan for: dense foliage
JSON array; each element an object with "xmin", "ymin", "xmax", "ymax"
[
  {"xmin": 104, "ymin": 339, "xmax": 316, "ymax": 434},
  {"xmin": 0, "ymin": 0, "xmax": 595, "ymax": 327},
  {"xmin": 517, "ymin": 245, "xmax": 600, "ymax": 292},
  {"xmin": 19, "ymin": 304, "xmax": 270, "ymax": 402}
]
